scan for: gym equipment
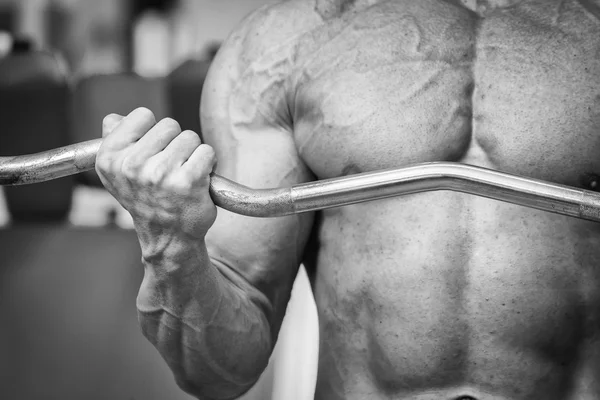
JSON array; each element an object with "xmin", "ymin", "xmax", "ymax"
[
  {"xmin": 166, "ymin": 58, "xmax": 210, "ymax": 135},
  {"xmin": 0, "ymin": 51, "xmax": 73, "ymax": 222},
  {"xmin": 72, "ymin": 73, "xmax": 168, "ymax": 186},
  {"xmin": 1, "ymin": 138, "xmax": 599, "ymax": 221}
]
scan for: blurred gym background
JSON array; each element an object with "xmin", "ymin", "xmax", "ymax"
[{"xmin": 0, "ymin": 1, "xmax": 318, "ymax": 399}]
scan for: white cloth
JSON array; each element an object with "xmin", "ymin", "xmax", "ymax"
[{"xmin": 68, "ymin": 186, "xmax": 134, "ymax": 228}]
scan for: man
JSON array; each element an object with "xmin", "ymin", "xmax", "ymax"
[{"xmin": 95, "ymin": 0, "xmax": 600, "ymax": 399}]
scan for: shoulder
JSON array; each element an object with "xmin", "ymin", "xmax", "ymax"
[
  {"xmin": 201, "ymin": 1, "xmax": 323, "ymax": 127},
  {"xmin": 212, "ymin": 1, "xmax": 322, "ymax": 77}
]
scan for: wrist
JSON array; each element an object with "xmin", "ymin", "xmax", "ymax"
[
  {"xmin": 135, "ymin": 223, "xmax": 211, "ymax": 291},
  {"xmin": 137, "ymin": 235, "xmax": 221, "ymax": 317},
  {"xmin": 135, "ymin": 221, "xmax": 205, "ymax": 264}
]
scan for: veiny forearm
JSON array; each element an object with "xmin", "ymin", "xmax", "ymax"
[{"xmin": 135, "ymin": 233, "xmax": 273, "ymax": 400}]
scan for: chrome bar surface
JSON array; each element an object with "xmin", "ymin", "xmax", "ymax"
[
  {"xmin": 0, "ymin": 139, "xmax": 102, "ymax": 186},
  {"xmin": 289, "ymin": 164, "xmax": 600, "ymax": 222},
  {"xmin": 0, "ymin": 141, "xmax": 599, "ymax": 221}
]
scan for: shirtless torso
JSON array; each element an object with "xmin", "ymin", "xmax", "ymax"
[
  {"xmin": 248, "ymin": 0, "xmax": 600, "ymax": 399},
  {"xmin": 103, "ymin": 1, "xmax": 600, "ymax": 399}
]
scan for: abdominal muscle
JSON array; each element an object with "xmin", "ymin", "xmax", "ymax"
[{"xmin": 307, "ymin": 191, "xmax": 600, "ymax": 400}]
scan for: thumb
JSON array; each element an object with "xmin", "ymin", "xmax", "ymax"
[{"xmin": 102, "ymin": 114, "xmax": 125, "ymax": 138}]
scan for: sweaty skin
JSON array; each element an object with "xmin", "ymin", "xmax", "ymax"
[
  {"xmin": 293, "ymin": 1, "xmax": 600, "ymax": 399},
  {"xmin": 96, "ymin": 1, "xmax": 600, "ymax": 399}
]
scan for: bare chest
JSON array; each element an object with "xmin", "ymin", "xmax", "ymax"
[{"xmin": 291, "ymin": 0, "xmax": 600, "ymax": 187}]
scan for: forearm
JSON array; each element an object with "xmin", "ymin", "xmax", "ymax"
[{"xmin": 136, "ymin": 233, "xmax": 273, "ymax": 400}]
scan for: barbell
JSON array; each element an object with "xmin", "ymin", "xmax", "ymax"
[{"xmin": 1, "ymin": 138, "xmax": 599, "ymax": 221}]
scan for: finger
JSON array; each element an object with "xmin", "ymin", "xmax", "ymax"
[
  {"xmin": 152, "ymin": 130, "xmax": 201, "ymax": 168},
  {"xmin": 131, "ymin": 118, "xmax": 182, "ymax": 159},
  {"xmin": 180, "ymin": 144, "xmax": 217, "ymax": 182},
  {"xmin": 102, "ymin": 107, "xmax": 157, "ymax": 151},
  {"xmin": 102, "ymin": 114, "xmax": 125, "ymax": 138}
]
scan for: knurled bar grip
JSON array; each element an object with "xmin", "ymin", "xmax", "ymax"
[{"xmin": 1, "ymin": 139, "xmax": 599, "ymax": 221}]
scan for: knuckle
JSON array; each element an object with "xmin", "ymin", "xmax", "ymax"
[
  {"xmin": 95, "ymin": 147, "xmax": 115, "ymax": 173},
  {"xmin": 160, "ymin": 117, "xmax": 181, "ymax": 132},
  {"xmin": 164, "ymin": 176, "xmax": 191, "ymax": 193},
  {"xmin": 198, "ymin": 144, "xmax": 216, "ymax": 163},
  {"xmin": 163, "ymin": 173, "xmax": 196, "ymax": 195},
  {"xmin": 143, "ymin": 163, "xmax": 166, "ymax": 186},
  {"xmin": 201, "ymin": 144, "xmax": 216, "ymax": 158},
  {"xmin": 121, "ymin": 155, "xmax": 143, "ymax": 178},
  {"xmin": 180, "ymin": 130, "xmax": 200, "ymax": 143},
  {"xmin": 102, "ymin": 114, "xmax": 121, "ymax": 136},
  {"xmin": 102, "ymin": 113, "xmax": 118, "ymax": 126},
  {"xmin": 95, "ymin": 155, "xmax": 111, "ymax": 174},
  {"xmin": 139, "ymin": 171, "xmax": 158, "ymax": 187},
  {"xmin": 133, "ymin": 107, "xmax": 155, "ymax": 123}
]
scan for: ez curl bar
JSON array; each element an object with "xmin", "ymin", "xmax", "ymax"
[{"xmin": 1, "ymin": 138, "xmax": 599, "ymax": 221}]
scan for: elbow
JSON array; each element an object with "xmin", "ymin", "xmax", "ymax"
[
  {"xmin": 174, "ymin": 377, "xmax": 247, "ymax": 400},
  {"xmin": 137, "ymin": 313, "xmax": 270, "ymax": 400},
  {"xmin": 173, "ymin": 355, "xmax": 270, "ymax": 400},
  {"xmin": 173, "ymin": 328, "xmax": 273, "ymax": 400},
  {"xmin": 137, "ymin": 287, "xmax": 274, "ymax": 399}
]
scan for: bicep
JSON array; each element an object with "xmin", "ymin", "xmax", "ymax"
[{"xmin": 199, "ymin": 34, "xmax": 315, "ymax": 336}]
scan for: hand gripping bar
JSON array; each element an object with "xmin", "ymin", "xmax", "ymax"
[{"xmin": 1, "ymin": 139, "xmax": 599, "ymax": 221}]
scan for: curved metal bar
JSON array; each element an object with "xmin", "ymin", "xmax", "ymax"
[
  {"xmin": 289, "ymin": 164, "xmax": 600, "ymax": 222},
  {"xmin": 1, "ymin": 141, "xmax": 599, "ymax": 221},
  {"xmin": 0, "ymin": 139, "xmax": 102, "ymax": 186}
]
